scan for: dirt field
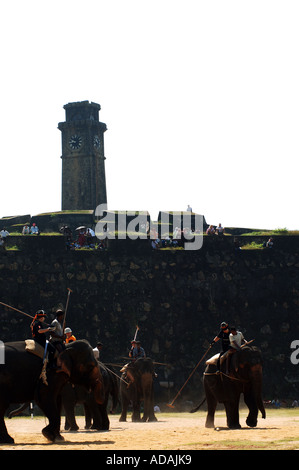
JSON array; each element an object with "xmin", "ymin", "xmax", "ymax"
[{"xmin": 1, "ymin": 408, "xmax": 299, "ymax": 451}]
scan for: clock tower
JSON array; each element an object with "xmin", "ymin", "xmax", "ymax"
[{"xmin": 58, "ymin": 100, "xmax": 107, "ymax": 211}]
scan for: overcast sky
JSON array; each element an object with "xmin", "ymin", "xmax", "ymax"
[{"xmin": 1, "ymin": 1, "xmax": 298, "ymax": 230}]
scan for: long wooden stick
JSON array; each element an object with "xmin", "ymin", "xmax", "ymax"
[
  {"xmin": 167, "ymin": 344, "xmax": 213, "ymax": 408},
  {"xmin": 62, "ymin": 288, "xmax": 72, "ymax": 332},
  {"xmin": 133, "ymin": 325, "xmax": 140, "ymax": 341},
  {"xmin": 241, "ymin": 339, "xmax": 254, "ymax": 348},
  {"xmin": 0, "ymin": 301, "xmax": 34, "ymax": 320},
  {"xmin": 0, "ymin": 301, "xmax": 51, "ymax": 326}
]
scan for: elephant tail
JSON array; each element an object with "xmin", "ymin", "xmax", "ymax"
[
  {"xmin": 190, "ymin": 397, "xmax": 206, "ymax": 413},
  {"xmin": 110, "ymin": 374, "xmax": 119, "ymax": 412},
  {"xmin": 8, "ymin": 402, "xmax": 30, "ymax": 419}
]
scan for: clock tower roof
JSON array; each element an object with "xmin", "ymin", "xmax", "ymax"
[{"xmin": 61, "ymin": 100, "xmax": 102, "ymax": 123}]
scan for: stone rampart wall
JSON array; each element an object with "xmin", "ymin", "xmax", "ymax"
[{"xmin": 0, "ymin": 235, "xmax": 299, "ymax": 404}]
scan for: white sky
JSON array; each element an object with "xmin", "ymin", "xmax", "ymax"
[{"xmin": 1, "ymin": 0, "xmax": 299, "ymax": 230}]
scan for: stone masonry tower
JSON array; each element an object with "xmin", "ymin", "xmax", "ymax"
[{"xmin": 58, "ymin": 101, "xmax": 107, "ymax": 210}]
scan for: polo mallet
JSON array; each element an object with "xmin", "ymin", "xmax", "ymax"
[
  {"xmin": 167, "ymin": 344, "xmax": 213, "ymax": 409},
  {"xmin": 133, "ymin": 325, "xmax": 139, "ymax": 341},
  {"xmin": 241, "ymin": 339, "xmax": 254, "ymax": 347},
  {"xmin": 0, "ymin": 301, "xmax": 50, "ymax": 326},
  {"xmin": 0, "ymin": 301, "xmax": 35, "ymax": 320},
  {"xmin": 62, "ymin": 288, "xmax": 72, "ymax": 332}
]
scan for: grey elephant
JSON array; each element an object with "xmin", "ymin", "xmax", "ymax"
[
  {"xmin": 119, "ymin": 357, "xmax": 157, "ymax": 422},
  {"xmin": 0, "ymin": 340, "xmax": 104, "ymax": 443},
  {"xmin": 192, "ymin": 345, "xmax": 266, "ymax": 429},
  {"xmin": 62, "ymin": 362, "xmax": 119, "ymax": 431}
]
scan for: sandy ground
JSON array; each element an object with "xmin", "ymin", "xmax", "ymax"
[{"xmin": 1, "ymin": 409, "xmax": 299, "ymax": 451}]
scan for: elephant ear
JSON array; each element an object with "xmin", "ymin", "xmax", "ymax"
[{"xmin": 57, "ymin": 349, "xmax": 72, "ymax": 377}]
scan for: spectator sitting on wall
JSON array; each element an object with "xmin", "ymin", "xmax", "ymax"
[
  {"xmin": 151, "ymin": 239, "xmax": 160, "ymax": 249},
  {"xmin": 60, "ymin": 225, "xmax": 72, "ymax": 239},
  {"xmin": 86, "ymin": 228, "xmax": 95, "ymax": 248},
  {"xmin": 216, "ymin": 223, "xmax": 225, "ymax": 237},
  {"xmin": 60, "ymin": 225, "xmax": 73, "ymax": 250},
  {"xmin": 22, "ymin": 224, "xmax": 30, "ymax": 235},
  {"xmin": 173, "ymin": 227, "xmax": 181, "ymax": 239},
  {"xmin": 77, "ymin": 230, "xmax": 86, "ymax": 247},
  {"xmin": 30, "ymin": 223, "xmax": 39, "ymax": 235},
  {"xmin": 266, "ymin": 237, "xmax": 274, "ymax": 248},
  {"xmin": 96, "ymin": 240, "xmax": 106, "ymax": 251},
  {"xmin": 206, "ymin": 225, "xmax": 215, "ymax": 236},
  {"xmin": 0, "ymin": 228, "xmax": 10, "ymax": 239},
  {"xmin": 0, "ymin": 235, "xmax": 5, "ymax": 251}
]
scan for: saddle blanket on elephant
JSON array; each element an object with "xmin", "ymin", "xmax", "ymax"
[
  {"xmin": 206, "ymin": 351, "xmax": 233, "ymax": 367},
  {"xmin": 25, "ymin": 339, "xmax": 58, "ymax": 360},
  {"xmin": 206, "ymin": 352, "xmax": 230, "ymax": 366},
  {"xmin": 25, "ymin": 339, "xmax": 46, "ymax": 359},
  {"xmin": 206, "ymin": 353, "xmax": 220, "ymax": 365}
]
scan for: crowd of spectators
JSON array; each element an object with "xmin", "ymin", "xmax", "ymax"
[
  {"xmin": 60, "ymin": 225, "xmax": 106, "ymax": 251},
  {"xmin": 22, "ymin": 223, "xmax": 40, "ymax": 235}
]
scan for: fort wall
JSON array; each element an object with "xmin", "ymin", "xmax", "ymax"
[{"xmin": 0, "ymin": 235, "xmax": 299, "ymax": 403}]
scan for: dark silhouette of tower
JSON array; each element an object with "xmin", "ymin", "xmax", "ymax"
[{"xmin": 58, "ymin": 101, "xmax": 107, "ymax": 210}]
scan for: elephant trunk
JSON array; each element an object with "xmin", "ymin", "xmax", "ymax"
[
  {"xmin": 250, "ymin": 364, "xmax": 266, "ymax": 419},
  {"xmin": 91, "ymin": 365, "xmax": 105, "ymax": 405}
]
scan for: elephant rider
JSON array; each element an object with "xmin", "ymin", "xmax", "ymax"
[
  {"xmin": 30, "ymin": 310, "xmax": 56, "ymax": 367},
  {"xmin": 121, "ymin": 340, "xmax": 146, "ymax": 386},
  {"xmin": 225, "ymin": 327, "xmax": 248, "ymax": 374},
  {"xmin": 129, "ymin": 340, "xmax": 146, "ymax": 361},
  {"xmin": 49, "ymin": 309, "xmax": 65, "ymax": 353},
  {"xmin": 211, "ymin": 322, "xmax": 230, "ymax": 372},
  {"xmin": 64, "ymin": 327, "xmax": 76, "ymax": 344},
  {"xmin": 93, "ymin": 341, "xmax": 103, "ymax": 360},
  {"xmin": 31, "ymin": 310, "xmax": 52, "ymax": 348}
]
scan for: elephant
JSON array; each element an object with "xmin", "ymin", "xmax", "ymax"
[
  {"xmin": 62, "ymin": 362, "xmax": 119, "ymax": 431},
  {"xmin": 191, "ymin": 345, "xmax": 266, "ymax": 429},
  {"xmin": 119, "ymin": 357, "xmax": 157, "ymax": 422},
  {"xmin": 0, "ymin": 339, "xmax": 104, "ymax": 443}
]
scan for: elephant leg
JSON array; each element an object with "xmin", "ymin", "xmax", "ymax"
[
  {"xmin": 84, "ymin": 404, "xmax": 92, "ymax": 429},
  {"xmin": 142, "ymin": 383, "xmax": 157, "ymax": 422},
  {"xmin": 147, "ymin": 407, "xmax": 158, "ymax": 422},
  {"xmin": 64, "ymin": 416, "xmax": 70, "ymax": 431},
  {"xmin": 0, "ymin": 403, "xmax": 14, "ymax": 443},
  {"xmin": 96, "ymin": 403, "xmax": 110, "ymax": 430},
  {"xmin": 90, "ymin": 404, "xmax": 102, "ymax": 430},
  {"xmin": 244, "ymin": 392, "xmax": 258, "ymax": 428},
  {"xmin": 119, "ymin": 393, "xmax": 129, "ymax": 422},
  {"xmin": 224, "ymin": 400, "xmax": 241, "ymax": 429},
  {"xmin": 132, "ymin": 399, "xmax": 142, "ymax": 422},
  {"xmin": 64, "ymin": 403, "xmax": 79, "ymax": 431},
  {"xmin": 36, "ymin": 378, "xmax": 65, "ymax": 442},
  {"xmin": 99, "ymin": 397, "xmax": 110, "ymax": 430},
  {"xmin": 205, "ymin": 393, "xmax": 217, "ymax": 428}
]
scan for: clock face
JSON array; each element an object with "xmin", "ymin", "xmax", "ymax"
[
  {"xmin": 93, "ymin": 135, "xmax": 101, "ymax": 150},
  {"xmin": 69, "ymin": 134, "xmax": 82, "ymax": 150}
]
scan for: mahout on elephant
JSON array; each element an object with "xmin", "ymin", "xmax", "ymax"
[
  {"xmin": 119, "ymin": 357, "xmax": 157, "ymax": 422},
  {"xmin": 0, "ymin": 339, "xmax": 104, "ymax": 443},
  {"xmin": 191, "ymin": 345, "xmax": 266, "ymax": 429},
  {"xmin": 62, "ymin": 361, "xmax": 119, "ymax": 431}
]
